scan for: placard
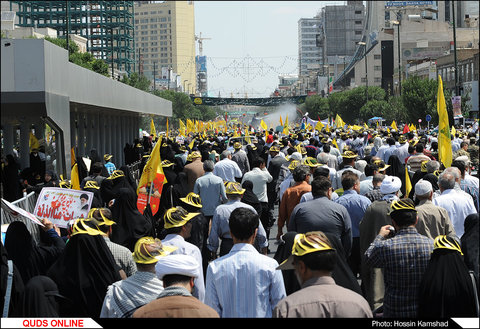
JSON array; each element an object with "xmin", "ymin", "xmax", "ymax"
[
  {"xmin": 1, "ymin": 198, "xmax": 44, "ymax": 227},
  {"xmin": 34, "ymin": 188, "xmax": 93, "ymax": 228}
]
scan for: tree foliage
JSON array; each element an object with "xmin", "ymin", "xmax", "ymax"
[{"xmin": 44, "ymin": 36, "xmax": 109, "ymax": 76}]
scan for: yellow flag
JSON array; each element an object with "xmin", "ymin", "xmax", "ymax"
[
  {"xmin": 150, "ymin": 118, "xmax": 156, "ymax": 137},
  {"xmin": 279, "ymin": 115, "xmax": 283, "ymax": 127},
  {"xmin": 315, "ymin": 121, "xmax": 324, "ymax": 132},
  {"xmin": 332, "ymin": 139, "xmax": 339, "ymax": 149},
  {"xmin": 437, "ymin": 75, "xmax": 452, "ymax": 168},
  {"xmin": 137, "ymin": 136, "xmax": 166, "ymax": 194},
  {"xmin": 283, "ymin": 115, "xmax": 289, "ymax": 134},
  {"xmin": 391, "ymin": 120, "xmax": 398, "ymax": 131},
  {"xmin": 405, "ymin": 166, "xmax": 412, "ymax": 197},
  {"xmin": 451, "ymin": 125, "xmax": 456, "ymax": 137},
  {"xmin": 29, "ymin": 132, "xmax": 40, "ymax": 152},
  {"xmin": 70, "ymin": 147, "xmax": 80, "ymax": 190},
  {"xmin": 166, "ymin": 118, "xmax": 169, "ymax": 137},
  {"xmin": 260, "ymin": 119, "xmax": 268, "ymax": 131},
  {"xmin": 179, "ymin": 119, "xmax": 186, "ymax": 137},
  {"xmin": 188, "ymin": 138, "xmax": 196, "ymax": 150},
  {"xmin": 335, "ymin": 114, "xmax": 345, "ymax": 128}
]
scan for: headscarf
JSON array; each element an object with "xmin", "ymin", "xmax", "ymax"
[
  {"xmin": 422, "ymin": 173, "xmax": 439, "ymax": 192},
  {"xmin": 23, "ymin": 275, "xmax": 64, "ymax": 317},
  {"xmin": 4, "ymin": 221, "xmax": 63, "ymax": 285},
  {"xmin": 461, "ymin": 213, "xmax": 479, "ymax": 280},
  {"xmin": 46, "ymin": 233, "xmax": 121, "ymax": 318},
  {"xmin": 241, "ymin": 180, "xmax": 262, "ymax": 216},
  {"xmin": 274, "ymin": 231, "xmax": 362, "ymax": 296},
  {"xmin": 386, "ymin": 155, "xmax": 406, "ymax": 195},
  {"xmin": 1, "ymin": 241, "xmax": 25, "ymax": 317},
  {"xmin": 418, "ymin": 247, "xmax": 478, "ymax": 317},
  {"xmin": 110, "ymin": 187, "xmax": 153, "ymax": 251}
]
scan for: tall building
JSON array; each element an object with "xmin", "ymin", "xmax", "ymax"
[
  {"xmin": 298, "ymin": 17, "xmax": 323, "ymax": 77},
  {"xmin": 134, "ymin": 1, "xmax": 196, "ymax": 93},
  {"xmin": 11, "ymin": 1, "xmax": 135, "ymax": 75}
]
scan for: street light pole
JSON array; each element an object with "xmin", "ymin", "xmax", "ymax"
[{"xmin": 358, "ymin": 41, "xmax": 367, "ymax": 102}]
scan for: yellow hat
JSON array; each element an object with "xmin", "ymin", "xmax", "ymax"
[
  {"xmin": 277, "ymin": 232, "xmax": 335, "ymax": 270},
  {"xmin": 288, "ymin": 160, "xmax": 301, "ymax": 171},
  {"xmin": 162, "ymin": 160, "xmax": 174, "ymax": 168},
  {"xmin": 421, "ymin": 160, "xmax": 429, "ymax": 173},
  {"xmin": 164, "ymin": 206, "xmax": 199, "ymax": 229},
  {"xmin": 342, "ymin": 150, "xmax": 358, "ymax": 159},
  {"xmin": 104, "ymin": 154, "xmax": 113, "ymax": 161},
  {"xmin": 433, "ymin": 235, "xmax": 463, "ymax": 255},
  {"xmin": 87, "ymin": 208, "xmax": 116, "ymax": 227},
  {"xmin": 269, "ymin": 145, "xmax": 280, "ymax": 152},
  {"xmin": 59, "ymin": 180, "xmax": 72, "ymax": 189},
  {"xmin": 388, "ymin": 198, "xmax": 417, "ymax": 215},
  {"xmin": 373, "ymin": 159, "xmax": 390, "ymax": 171},
  {"xmin": 303, "ymin": 157, "xmax": 320, "ymax": 168},
  {"xmin": 187, "ymin": 151, "xmax": 201, "ymax": 161},
  {"xmin": 84, "ymin": 180, "xmax": 100, "ymax": 190},
  {"xmin": 70, "ymin": 218, "xmax": 104, "ymax": 237},
  {"xmin": 180, "ymin": 192, "xmax": 202, "ymax": 208},
  {"xmin": 234, "ymin": 142, "xmax": 242, "ymax": 149},
  {"xmin": 107, "ymin": 170, "xmax": 124, "ymax": 180},
  {"xmin": 132, "ymin": 237, "xmax": 177, "ymax": 264},
  {"xmin": 225, "ymin": 181, "xmax": 246, "ymax": 195}
]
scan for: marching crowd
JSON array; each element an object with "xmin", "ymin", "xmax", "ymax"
[{"xmin": 1, "ymin": 121, "xmax": 479, "ymax": 319}]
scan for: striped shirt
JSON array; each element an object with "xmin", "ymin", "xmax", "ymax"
[
  {"xmin": 103, "ymin": 237, "xmax": 137, "ymax": 277},
  {"xmin": 205, "ymin": 243, "xmax": 286, "ymax": 318},
  {"xmin": 365, "ymin": 227, "xmax": 433, "ymax": 318}
]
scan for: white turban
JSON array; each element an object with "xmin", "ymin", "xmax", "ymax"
[{"xmin": 155, "ymin": 254, "xmax": 200, "ymax": 280}]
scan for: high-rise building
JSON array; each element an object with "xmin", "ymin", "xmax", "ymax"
[
  {"xmin": 11, "ymin": 1, "xmax": 136, "ymax": 75},
  {"xmin": 134, "ymin": 1, "xmax": 195, "ymax": 93},
  {"xmin": 298, "ymin": 17, "xmax": 323, "ymax": 78}
]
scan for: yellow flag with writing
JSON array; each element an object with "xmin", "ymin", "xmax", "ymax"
[
  {"xmin": 70, "ymin": 147, "xmax": 80, "ymax": 190},
  {"xmin": 437, "ymin": 75, "xmax": 452, "ymax": 168},
  {"xmin": 150, "ymin": 118, "xmax": 156, "ymax": 137},
  {"xmin": 405, "ymin": 166, "xmax": 412, "ymax": 197},
  {"xmin": 137, "ymin": 136, "xmax": 166, "ymax": 194}
]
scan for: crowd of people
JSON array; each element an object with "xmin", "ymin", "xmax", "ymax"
[{"xmin": 1, "ymin": 119, "xmax": 479, "ymax": 319}]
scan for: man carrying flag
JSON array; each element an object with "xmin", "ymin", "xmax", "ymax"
[{"xmin": 137, "ymin": 136, "xmax": 167, "ymax": 215}]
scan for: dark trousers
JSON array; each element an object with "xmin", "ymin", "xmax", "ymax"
[{"xmin": 347, "ymin": 237, "xmax": 361, "ymax": 278}]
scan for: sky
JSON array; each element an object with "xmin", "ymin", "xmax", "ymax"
[{"xmin": 194, "ymin": 1, "xmax": 346, "ymax": 98}]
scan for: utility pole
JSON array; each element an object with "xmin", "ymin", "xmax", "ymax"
[
  {"xmin": 65, "ymin": 1, "xmax": 69, "ymax": 54},
  {"xmin": 153, "ymin": 61, "xmax": 156, "ymax": 91}
]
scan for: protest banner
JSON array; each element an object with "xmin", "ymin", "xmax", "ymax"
[
  {"xmin": 34, "ymin": 187, "xmax": 93, "ymax": 228},
  {"xmin": 1, "ymin": 198, "xmax": 44, "ymax": 227}
]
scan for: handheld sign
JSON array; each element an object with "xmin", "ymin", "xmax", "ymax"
[
  {"xmin": 34, "ymin": 187, "xmax": 93, "ymax": 228},
  {"xmin": 1, "ymin": 198, "xmax": 44, "ymax": 227}
]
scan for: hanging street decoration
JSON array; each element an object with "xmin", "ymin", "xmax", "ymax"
[{"xmin": 190, "ymin": 95, "xmax": 306, "ymax": 107}]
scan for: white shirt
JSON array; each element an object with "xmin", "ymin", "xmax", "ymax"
[
  {"xmin": 213, "ymin": 158, "xmax": 242, "ymax": 182},
  {"xmin": 433, "ymin": 189, "xmax": 477, "ymax": 238},
  {"xmin": 242, "ymin": 167, "xmax": 272, "ymax": 203}
]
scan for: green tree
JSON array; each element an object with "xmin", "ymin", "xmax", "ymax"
[
  {"xmin": 121, "ymin": 72, "xmax": 151, "ymax": 92},
  {"xmin": 44, "ymin": 36, "xmax": 109, "ymax": 76},
  {"xmin": 359, "ymin": 99, "xmax": 392, "ymax": 122},
  {"xmin": 304, "ymin": 95, "xmax": 331, "ymax": 120},
  {"xmin": 401, "ymin": 75, "xmax": 438, "ymax": 124}
]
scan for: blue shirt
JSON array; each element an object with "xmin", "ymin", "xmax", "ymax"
[
  {"xmin": 207, "ymin": 200, "xmax": 268, "ymax": 252},
  {"xmin": 105, "ymin": 162, "xmax": 116, "ymax": 175},
  {"xmin": 205, "ymin": 243, "xmax": 286, "ymax": 318},
  {"xmin": 334, "ymin": 190, "xmax": 371, "ymax": 237},
  {"xmin": 193, "ymin": 172, "xmax": 227, "ymax": 216}
]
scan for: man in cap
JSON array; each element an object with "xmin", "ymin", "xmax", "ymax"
[
  {"xmin": 100, "ymin": 236, "xmax": 177, "ymax": 318},
  {"xmin": 208, "ymin": 181, "xmax": 268, "ymax": 257},
  {"xmin": 231, "ymin": 142, "xmax": 250, "ymax": 178},
  {"xmin": 359, "ymin": 175, "xmax": 401, "ymax": 310},
  {"xmin": 365, "ymin": 198, "xmax": 433, "ymax": 318},
  {"xmin": 273, "ymin": 232, "xmax": 372, "ymax": 318},
  {"xmin": 183, "ymin": 151, "xmax": 204, "ymax": 193},
  {"xmin": 394, "ymin": 135, "xmax": 409, "ymax": 164},
  {"xmin": 335, "ymin": 151, "xmax": 364, "ymax": 190},
  {"xmin": 132, "ymin": 254, "xmax": 219, "ymax": 318},
  {"xmin": 104, "ymin": 154, "xmax": 116, "ymax": 176},
  {"xmin": 90, "ymin": 208, "xmax": 137, "ymax": 277},
  {"xmin": 160, "ymin": 206, "xmax": 206, "ymax": 302},
  {"xmin": 205, "ymin": 207, "xmax": 286, "ymax": 317},
  {"xmin": 414, "ymin": 179, "xmax": 456, "ymax": 240},
  {"xmin": 213, "ymin": 150, "xmax": 243, "ymax": 182}
]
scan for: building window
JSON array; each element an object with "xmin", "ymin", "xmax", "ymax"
[{"xmin": 374, "ymin": 54, "xmax": 381, "ymax": 60}]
